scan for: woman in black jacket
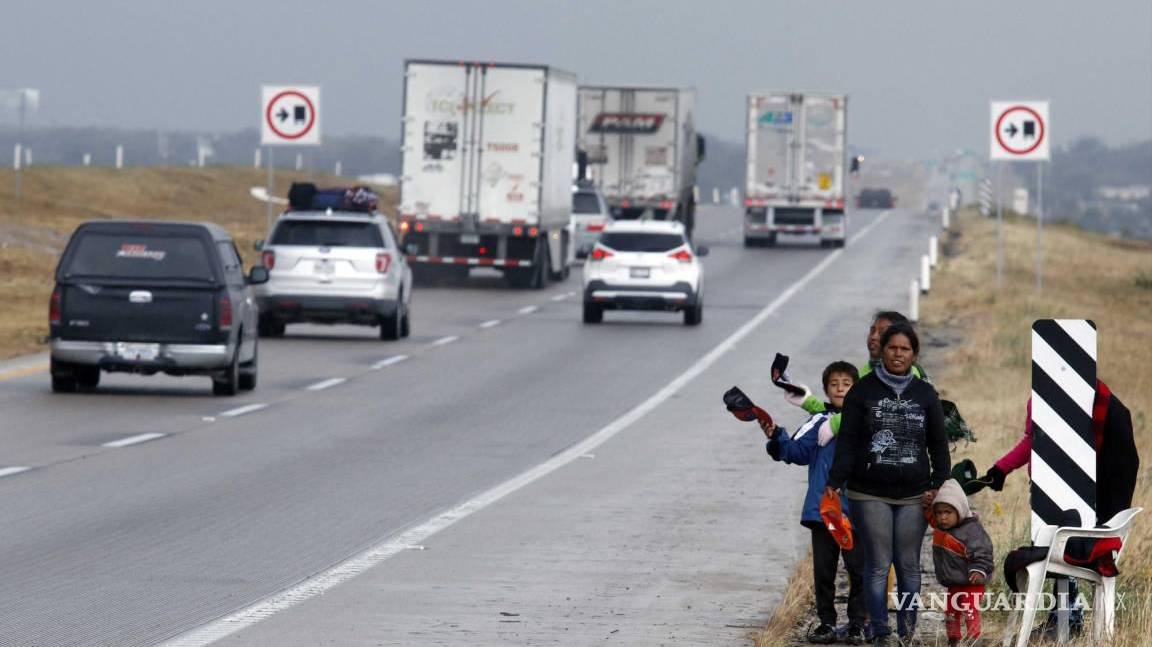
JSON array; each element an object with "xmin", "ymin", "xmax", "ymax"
[{"xmin": 825, "ymin": 322, "xmax": 950, "ymax": 646}]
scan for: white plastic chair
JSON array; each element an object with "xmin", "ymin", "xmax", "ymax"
[{"xmin": 1003, "ymin": 507, "xmax": 1142, "ymax": 647}]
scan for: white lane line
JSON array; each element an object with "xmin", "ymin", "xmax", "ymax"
[
  {"xmin": 848, "ymin": 210, "xmax": 891, "ymax": 244},
  {"xmin": 479, "ymin": 319, "xmax": 502, "ymax": 329},
  {"xmin": 372, "ymin": 355, "xmax": 409, "ymax": 369},
  {"xmin": 305, "ymin": 377, "xmax": 347, "ymax": 392},
  {"xmin": 102, "ymin": 433, "xmax": 167, "ymax": 448},
  {"xmin": 0, "ymin": 466, "xmax": 31, "ymax": 478},
  {"xmin": 219, "ymin": 403, "xmax": 268, "ymax": 418},
  {"xmin": 549, "ymin": 293, "xmax": 569, "ymax": 302},
  {"xmin": 517, "ymin": 305, "xmax": 538, "ymax": 315},
  {"xmin": 430, "ymin": 335, "xmax": 459, "ymax": 347},
  {"xmin": 159, "ymin": 203, "xmax": 891, "ymax": 647}
]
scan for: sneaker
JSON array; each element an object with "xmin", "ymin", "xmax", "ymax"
[
  {"xmin": 845, "ymin": 623, "xmax": 867, "ymax": 645},
  {"xmin": 806, "ymin": 623, "xmax": 837, "ymax": 644}
]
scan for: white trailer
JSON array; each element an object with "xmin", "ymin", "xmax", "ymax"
[
  {"xmin": 399, "ymin": 60, "xmax": 577, "ymax": 288},
  {"xmin": 577, "ymin": 86, "xmax": 704, "ymax": 237},
  {"xmin": 743, "ymin": 92, "xmax": 848, "ymax": 248}
]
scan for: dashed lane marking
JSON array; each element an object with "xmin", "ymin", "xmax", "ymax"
[
  {"xmin": 549, "ymin": 293, "xmax": 570, "ymax": 302},
  {"xmin": 479, "ymin": 319, "xmax": 502, "ymax": 329},
  {"xmin": 517, "ymin": 305, "xmax": 538, "ymax": 315},
  {"xmin": 219, "ymin": 403, "xmax": 268, "ymax": 418},
  {"xmin": 102, "ymin": 433, "xmax": 167, "ymax": 448},
  {"xmin": 160, "ymin": 207, "xmax": 898, "ymax": 647},
  {"xmin": 305, "ymin": 377, "xmax": 347, "ymax": 392},
  {"xmin": 430, "ymin": 336, "xmax": 459, "ymax": 347},
  {"xmin": 371, "ymin": 355, "xmax": 409, "ymax": 369},
  {"xmin": 0, "ymin": 467, "xmax": 32, "ymax": 478}
]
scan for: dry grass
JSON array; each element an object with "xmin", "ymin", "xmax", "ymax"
[
  {"xmin": 921, "ymin": 208, "xmax": 1152, "ymax": 644},
  {"xmin": 0, "ymin": 166, "xmax": 395, "ymax": 359},
  {"xmin": 756, "ymin": 557, "xmax": 815, "ymax": 646}
]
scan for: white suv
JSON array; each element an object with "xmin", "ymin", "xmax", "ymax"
[
  {"xmin": 255, "ymin": 184, "xmax": 413, "ymax": 340},
  {"xmin": 581, "ymin": 220, "xmax": 707, "ymax": 326}
]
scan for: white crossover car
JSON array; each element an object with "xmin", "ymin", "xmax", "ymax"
[{"xmin": 581, "ymin": 220, "xmax": 707, "ymax": 326}]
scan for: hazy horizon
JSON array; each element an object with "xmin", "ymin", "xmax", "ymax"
[{"xmin": 4, "ymin": 1, "xmax": 1150, "ymax": 157}]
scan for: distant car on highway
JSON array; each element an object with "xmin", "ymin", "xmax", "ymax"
[
  {"xmin": 581, "ymin": 220, "xmax": 707, "ymax": 326},
  {"xmin": 255, "ymin": 183, "xmax": 413, "ymax": 340},
  {"xmin": 49, "ymin": 220, "xmax": 266, "ymax": 395},
  {"xmin": 856, "ymin": 188, "xmax": 897, "ymax": 209},
  {"xmin": 568, "ymin": 183, "xmax": 612, "ymax": 261}
]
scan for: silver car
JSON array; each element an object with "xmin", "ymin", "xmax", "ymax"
[
  {"xmin": 568, "ymin": 184, "xmax": 613, "ymax": 261},
  {"xmin": 255, "ymin": 185, "xmax": 413, "ymax": 341}
]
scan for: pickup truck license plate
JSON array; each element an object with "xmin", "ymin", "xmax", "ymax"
[
  {"xmin": 116, "ymin": 342, "xmax": 160, "ymax": 361},
  {"xmin": 630, "ymin": 267, "xmax": 650, "ymax": 279}
]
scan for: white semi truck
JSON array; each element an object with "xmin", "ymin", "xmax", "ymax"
[
  {"xmin": 398, "ymin": 60, "xmax": 577, "ymax": 288},
  {"xmin": 743, "ymin": 92, "xmax": 848, "ymax": 248},
  {"xmin": 577, "ymin": 86, "xmax": 705, "ymax": 238}
]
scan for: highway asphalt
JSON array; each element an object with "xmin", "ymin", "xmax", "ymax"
[{"xmin": 0, "ymin": 203, "xmax": 940, "ymax": 646}]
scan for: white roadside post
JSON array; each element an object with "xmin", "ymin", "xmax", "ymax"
[
  {"xmin": 295, "ymin": 153, "xmax": 303, "ymax": 171},
  {"xmin": 712, "ymin": 188, "xmax": 720, "ymax": 204},
  {"xmin": 254, "ymin": 148, "xmax": 262, "ymax": 169},
  {"xmin": 921, "ymin": 255, "xmax": 931, "ymax": 293},
  {"xmin": 24, "ymin": 147, "xmax": 31, "ymax": 167},
  {"xmin": 991, "ymin": 100, "xmax": 1050, "ymax": 291},
  {"xmin": 13, "ymin": 143, "xmax": 21, "ymax": 203},
  {"xmin": 115, "ymin": 145, "xmax": 124, "ymax": 169},
  {"xmin": 334, "ymin": 161, "xmax": 342, "ymax": 177},
  {"xmin": 82, "ymin": 153, "xmax": 91, "ymax": 166},
  {"xmin": 929, "ymin": 236, "xmax": 939, "ymax": 268},
  {"xmin": 942, "ymin": 207, "xmax": 950, "ymax": 230},
  {"xmin": 909, "ymin": 280, "xmax": 920, "ymax": 322},
  {"xmin": 261, "ymin": 84, "xmax": 322, "ymax": 232}
]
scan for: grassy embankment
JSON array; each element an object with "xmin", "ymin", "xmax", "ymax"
[
  {"xmin": 759, "ymin": 207, "xmax": 1152, "ymax": 646},
  {"xmin": 0, "ymin": 167, "xmax": 395, "ymax": 360}
]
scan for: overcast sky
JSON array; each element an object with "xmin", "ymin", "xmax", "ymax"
[{"xmin": 4, "ymin": 0, "xmax": 1150, "ymax": 158}]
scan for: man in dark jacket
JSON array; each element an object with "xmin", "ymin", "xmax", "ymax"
[{"xmin": 929, "ymin": 479, "xmax": 994, "ymax": 646}]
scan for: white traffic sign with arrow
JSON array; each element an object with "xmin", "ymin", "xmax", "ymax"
[
  {"xmin": 990, "ymin": 101, "xmax": 1049, "ymax": 161},
  {"xmin": 261, "ymin": 85, "xmax": 321, "ymax": 146}
]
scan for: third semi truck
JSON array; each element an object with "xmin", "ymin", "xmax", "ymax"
[{"xmin": 743, "ymin": 92, "xmax": 848, "ymax": 248}]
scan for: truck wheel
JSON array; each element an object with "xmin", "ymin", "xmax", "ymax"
[
  {"xmin": 259, "ymin": 316, "xmax": 285, "ymax": 338},
  {"xmin": 239, "ymin": 339, "xmax": 258, "ymax": 391},
  {"xmin": 833, "ymin": 239, "xmax": 846, "ymax": 248},
  {"xmin": 212, "ymin": 348, "xmax": 241, "ymax": 396},
  {"xmin": 743, "ymin": 236, "xmax": 760, "ymax": 248},
  {"xmin": 76, "ymin": 366, "xmax": 101, "ymax": 390},
  {"xmin": 50, "ymin": 359, "xmax": 77, "ymax": 393},
  {"xmin": 582, "ymin": 301, "xmax": 603, "ymax": 324}
]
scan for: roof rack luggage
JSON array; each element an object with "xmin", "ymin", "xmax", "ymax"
[{"xmin": 287, "ymin": 182, "xmax": 379, "ymax": 213}]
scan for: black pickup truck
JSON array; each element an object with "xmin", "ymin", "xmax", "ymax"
[{"xmin": 49, "ymin": 221, "xmax": 267, "ymax": 395}]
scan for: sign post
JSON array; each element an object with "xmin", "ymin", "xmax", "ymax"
[
  {"xmin": 261, "ymin": 85, "xmax": 321, "ymax": 231},
  {"xmin": 990, "ymin": 100, "xmax": 1050, "ymax": 290}
]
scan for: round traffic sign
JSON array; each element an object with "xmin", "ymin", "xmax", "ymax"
[
  {"xmin": 995, "ymin": 105, "xmax": 1045, "ymax": 156},
  {"xmin": 265, "ymin": 90, "xmax": 317, "ymax": 141}
]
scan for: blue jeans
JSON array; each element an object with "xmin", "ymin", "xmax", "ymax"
[{"xmin": 851, "ymin": 498, "xmax": 928, "ymax": 638}]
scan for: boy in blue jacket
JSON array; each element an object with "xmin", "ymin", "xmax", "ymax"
[{"xmin": 762, "ymin": 361, "xmax": 867, "ymax": 645}]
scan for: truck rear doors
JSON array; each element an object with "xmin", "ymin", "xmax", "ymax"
[{"xmin": 401, "ymin": 62, "xmax": 547, "ymax": 228}]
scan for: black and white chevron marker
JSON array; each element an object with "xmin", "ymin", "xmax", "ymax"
[{"xmin": 1030, "ymin": 319, "xmax": 1097, "ymax": 541}]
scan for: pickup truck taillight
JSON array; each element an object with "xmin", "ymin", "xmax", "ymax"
[
  {"xmin": 49, "ymin": 288, "xmax": 61, "ymax": 326},
  {"xmin": 261, "ymin": 250, "xmax": 275, "ymax": 269},
  {"xmin": 376, "ymin": 252, "xmax": 392, "ymax": 274},
  {"xmin": 219, "ymin": 296, "xmax": 233, "ymax": 329}
]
